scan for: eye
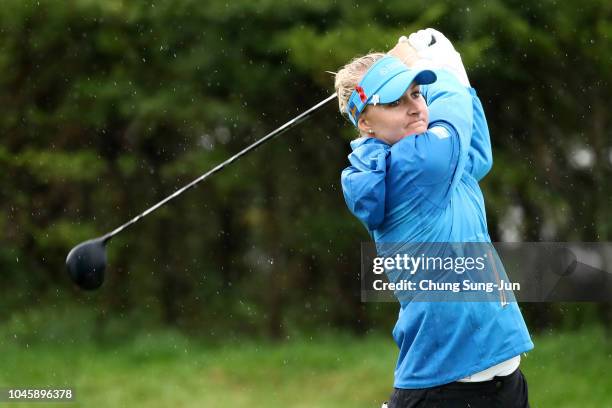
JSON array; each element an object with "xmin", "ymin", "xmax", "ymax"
[
  {"xmin": 386, "ymin": 99, "xmax": 401, "ymax": 107},
  {"xmin": 411, "ymin": 91, "xmax": 422, "ymax": 99}
]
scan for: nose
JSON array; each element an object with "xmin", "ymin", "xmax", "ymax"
[{"xmin": 406, "ymin": 98, "xmax": 422, "ymax": 116}]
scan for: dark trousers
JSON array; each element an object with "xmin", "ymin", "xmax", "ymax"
[{"xmin": 387, "ymin": 368, "xmax": 530, "ymax": 408}]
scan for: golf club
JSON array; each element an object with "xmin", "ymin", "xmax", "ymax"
[{"xmin": 66, "ymin": 93, "xmax": 338, "ymax": 290}]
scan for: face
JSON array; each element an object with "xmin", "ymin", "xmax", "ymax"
[{"xmin": 357, "ymin": 82, "xmax": 428, "ymax": 145}]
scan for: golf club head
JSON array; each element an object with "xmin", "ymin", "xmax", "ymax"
[{"xmin": 66, "ymin": 237, "xmax": 107, "ymax": 290}]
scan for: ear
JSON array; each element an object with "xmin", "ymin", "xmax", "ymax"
[{"xmin": 357, "ymin": 114, "xmax": 370, "ymax": 135}]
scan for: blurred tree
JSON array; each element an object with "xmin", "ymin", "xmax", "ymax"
[{"xmin": 1, "ymin": 0, "xmax": 610, "ymax": 338}]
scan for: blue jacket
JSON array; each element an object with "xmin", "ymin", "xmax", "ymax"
[{"xmin": 341, "ymin": 70, "xmax": 533, "ymax": 388}]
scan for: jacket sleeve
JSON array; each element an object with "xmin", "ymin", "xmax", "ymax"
[
  {"xmin": 421, "ymin": 70, "xmax": 474, "ymax": 184},
  {"xmin": 465, "ymin": 88, "xmax": 493, "ymax": 181},
  {"xmin": 341, "ymin": 140, "xmax": 390, "ymax": 230}
]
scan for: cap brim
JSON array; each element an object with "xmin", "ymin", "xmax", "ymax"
[{"xmin": 376, "ymin": 69, "xmax": 437, "ymax": 104}]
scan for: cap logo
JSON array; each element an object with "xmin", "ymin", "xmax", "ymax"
[{"xmin": 355, "ymin": 85, "xmax": 367, "ymax": 103}]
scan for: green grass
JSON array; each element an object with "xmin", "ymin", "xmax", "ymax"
[{"xmin": 1, "ymin": 327, "xmax": 611, "ymax": 407}]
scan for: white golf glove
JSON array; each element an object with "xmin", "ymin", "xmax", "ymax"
[{"xmin": 399, "ymin": 28, "xmax": 470, "ymax": 87}]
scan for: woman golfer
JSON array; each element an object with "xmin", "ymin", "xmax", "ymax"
[{"xmin": 335, "ymin": 29, "xmax": 533, "ymax": 407}]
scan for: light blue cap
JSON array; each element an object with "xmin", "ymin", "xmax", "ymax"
[{"xmin": 346, "ymin": 56, "xmax": 437, "ymax": 127}]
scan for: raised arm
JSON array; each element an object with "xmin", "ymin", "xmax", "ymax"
[
  {"xmin": 466, "ymin": 88, "xmax": 493, "ymax": 181},
  {"xmin": 405, "ymin": 28, "xmax": 493, "ymax": 181}
]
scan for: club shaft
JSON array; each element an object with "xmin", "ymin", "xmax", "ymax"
[{"xmin": 102, "ymin": 93, "xmax": 338, "ymax": 242}]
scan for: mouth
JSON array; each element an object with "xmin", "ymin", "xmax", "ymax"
[{"xmin": 407, "ymin": 119, "xmax": 426, "ymax": 127}]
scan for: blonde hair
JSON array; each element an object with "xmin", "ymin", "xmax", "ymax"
[{"xmin": 334, "ymin": 52, "xmax": 385, "ymax": 118}]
